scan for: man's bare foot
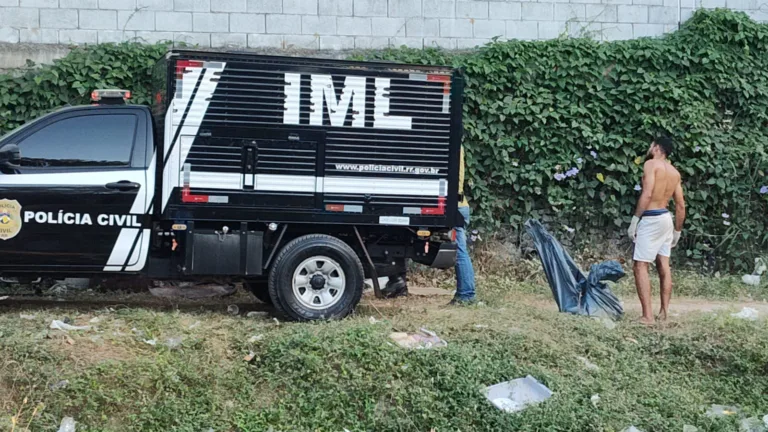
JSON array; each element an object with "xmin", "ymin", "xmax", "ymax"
[
  {"xmin": 638, "ymin": 317, "xmax": 655, "ymax": 326},
  {"xmin": 657, "ymin": 310, "xmax": 668, "ymax": 321}
]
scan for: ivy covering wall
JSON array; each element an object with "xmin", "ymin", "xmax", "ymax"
[
  {"xmin": 1, "ymin": 9, "xmax": 766, "ymax": 271},
  {"xmin": 360, "ymin": 10, "xmax": 768, "ymax": 272},
  {"xmin": 0, "ymin": 43, "xmax": 167, "ymax": 134}
]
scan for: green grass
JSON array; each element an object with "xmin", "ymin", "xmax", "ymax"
[{"xmin": 1, "ymin": 276, "xmax": 767, "ymax": 431}]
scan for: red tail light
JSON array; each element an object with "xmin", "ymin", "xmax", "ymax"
[
  {"xmin": 420, "ymin": 197, "xmax": 446, "ymax": 215},
  {"xmin": 176, "ymin": 60, "xmax": 204, "ymax": 78},
  {"xmin": 181, "ymin": 186, "xmax": 209, "ymax": 203}
]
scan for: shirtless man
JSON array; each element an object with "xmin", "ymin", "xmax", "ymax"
[{"xmin": 627, "ymin": 136, "xmax": 686, "ymax": 324}]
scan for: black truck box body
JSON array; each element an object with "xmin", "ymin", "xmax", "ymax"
[{"xmin": 154, "ymin": 50, "xmax": 463, "ymax": 228}]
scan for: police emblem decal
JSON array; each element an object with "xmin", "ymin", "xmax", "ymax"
[{"xmin": 0, "ymin": 199, "xmax": 22, "ymax": 241}]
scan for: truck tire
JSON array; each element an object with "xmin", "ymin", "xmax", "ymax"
[
  {"xmin": 268, "ymin": 234, "xmax": 364, "ymax": 321},
  {"xmin": 243, "ymin": 279, "xmax": 272, "ymax": 305}
]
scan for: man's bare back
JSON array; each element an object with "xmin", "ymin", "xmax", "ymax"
[
  {"xmin": 643, "ymin": 159, "xmax": 681, "ymax": 212},
  {"xmin": 638, "ymin": 159, "xmax": 685, "ymax": 232}
]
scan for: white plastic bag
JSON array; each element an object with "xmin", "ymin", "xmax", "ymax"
[
  {"xmin": 731, "ymin": 307, "xmax": 759, "ymax": 321},
  {"xmin": 57, "ymin": 417, "xmax": 76, "ymax": 432},
  {"xmin": 50, "ymin": 320, "xmax": 91, "ymax": 332}
]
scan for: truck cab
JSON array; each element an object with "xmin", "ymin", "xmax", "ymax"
[
  {"xmin": 0, "ymin": 51, "xmax": 464, "ymax": 321},
  {"xmin": 0, "ymin": 100, "xmax": 153, "ymax": 272}
]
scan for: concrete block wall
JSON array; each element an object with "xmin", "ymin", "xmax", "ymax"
[{"xmin": 0, "ymin": 0, "xmax": 765, "ymax": 48}]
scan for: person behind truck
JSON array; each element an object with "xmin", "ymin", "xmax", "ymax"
[
  {"xmin": 450, "ymin": 146, "xmax": 477, "ymax": 305},
  {"xmin": 382, "ymin": 147, "xmax": 478, "ymax": 302}
]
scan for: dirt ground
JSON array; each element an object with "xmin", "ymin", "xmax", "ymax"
[{"xmin": 374, "ymin": 285, "xmax": 768, "ymax": 320}]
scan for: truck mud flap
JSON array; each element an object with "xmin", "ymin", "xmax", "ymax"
[{"xmin": 412, "ymin": 241, "xmax": 457, "ymax": 269}]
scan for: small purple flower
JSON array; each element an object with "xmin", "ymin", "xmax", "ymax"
[
  {"xmin": 590, "ymin": 151, "xmax": 598, "ymax": 159},
  {"xmin": 634, "ymin": 184, "xmax": 642, "ymax": 191},
  {"xmin": 564, "ymin": 225, "xmax": 575, "ymax": 233},
  {"xmin": 694, "ymin": 146, "xmax": 701, "ymax": 152},
  {"xmin": 576, "ymin": 157, "xmax": 584, "ymax": 164},
  {"xmin": 565, "ymin": 167, "xmax": 580, "ymax": 177},
  {"xmin": 722, "ymin": 213, "xmax": 730, "ymax": 219},
  {"xmin": 723, "ymin": 220, "xmax": 731, "ymax": 226},
  {"xmin": 760, "ymin": 185, "xmax": 768, "ymax": 194},
  {"xmin": 554, "ymin": 173, "xmax": 566, "ymax": 181}
]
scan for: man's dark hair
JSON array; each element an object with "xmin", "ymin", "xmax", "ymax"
[{"xmin": 654, "ymin": 135, "xmax": 674, "ymax": 157}]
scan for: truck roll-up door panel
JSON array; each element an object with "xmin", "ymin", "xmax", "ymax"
[{"xmin": 170, "ymin": 127, "xmax": 325, "ymax": 209}]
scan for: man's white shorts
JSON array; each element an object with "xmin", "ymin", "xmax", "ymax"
[{"xmin": 633, "ymin": 213, "xmax": 674, "ymax": 263}]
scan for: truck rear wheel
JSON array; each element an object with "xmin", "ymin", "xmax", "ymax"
[{"xmin": 268, "ymin": 234, "xmax": 364, "ymax": 321}]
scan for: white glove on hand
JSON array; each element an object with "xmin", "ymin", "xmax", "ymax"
[
  {"xmin": 672, "ymin": 230, "xmax": 681, "ymax": 248},
  {"xmin": 627, "ymin": 216, "xmax": 640, "ymax": 242}
]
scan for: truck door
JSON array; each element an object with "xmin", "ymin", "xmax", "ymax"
[{"xmin": 0, "ymin": 107, "xmax": 151, "ymax": 272}]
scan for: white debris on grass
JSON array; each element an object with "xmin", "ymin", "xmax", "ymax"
[
  {"xmin": 57, "ymin": 417, "xmax": 76, "ymax": 432},
  {"xmin": 389, "ymin": 329, "xmax": 447, "ymax": 350},
  {"xmin": 248, "ymin": 334, "xmax": 264, "ymax": 343},
  {"xmin": 705, "ymin": 404, "xmax": 740, "ymax": 418},
  {"xmin": 739, "ymin": 417, "xmax": 768, "ymax": 432},
  {"xmin": 577, "ymin": 356, "xmax": 600, "ymax": 371},
  {"xmin": 590, "ymin": 394, "xmax": 600, "ymax": 407},
  {"xmin": 683, "ymin": 425, "xmax": 699, "ymax": 432},
  {"xmin": 89, "ymin": 316, "xmax": 101, "ymax": 324},
  {"xmin": 620, "ymin": 427, "xmax": 644, "ymax": 432},
  {"xmin": 188, "ymin": 321, "xmax": 201, "ymax": 329},
  {"xmin": 20, "ymin": 314, "xmax": 36, "ymax": 320},
  {"xmin": 247, "ymin": 311, "xmax": 269, "ymax": 319},
  {"xmin": 143, "ymin": 339, "xmax": 157, "ymax": 346},
  {"xmin": 482, "ymin": 375, "xmax": 553, "ymax": 414},
  {"xmin": 49, "ymin": 380, "xmax": 69, "ymax": 391},
  {"xmin": 492, "ymin": 398, "xmax": 521, "ymax": 412},
  {"xmin": 731, "ymin": 307, "xmax": 759, "ymax": 321},
  {"xmin": 165, "ymin": 336, "xmax": 183, "ymax": 349},
  {"xmin": 742, "ymin": 258, "xmax": 766, "ymax": 286},
  {"xmin": 50, "ymin": 320, "xmax": 91, "ymax": 332}
]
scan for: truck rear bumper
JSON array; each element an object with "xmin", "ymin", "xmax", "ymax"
[{"xmin": 430, "ymin": 241, "xmax": 457, "ymax": 269}]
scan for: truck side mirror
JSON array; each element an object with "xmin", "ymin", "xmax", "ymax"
[{"xmin": 0, "ymin": 143, "xmax": 21, "ymax": 167}]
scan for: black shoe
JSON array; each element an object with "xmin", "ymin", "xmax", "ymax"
[{"xmin": 381, "ymin": 275, "xmax": 408, "ymax": 298}]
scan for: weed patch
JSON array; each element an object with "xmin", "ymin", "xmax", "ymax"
[{"xmin": 0, "ymin": 279, "xmax": 765, "ymax": 431}]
